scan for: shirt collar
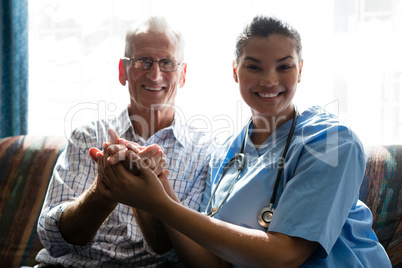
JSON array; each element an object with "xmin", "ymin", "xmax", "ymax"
[
  {"xmin": 171, "ymin": 114, "xmax": 186, "ymax": 147},
  {"xmin": 115, "ymin": 107, "xmax": 186, "ymax": 147},
  {"xmin": 109, "ymin": 108, "xmax": 132, "ymax": 138}
]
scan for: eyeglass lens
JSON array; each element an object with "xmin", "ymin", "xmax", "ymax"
[{"xmin": 133, "ymin": 57, "xmax": 177, "ymax": 72}]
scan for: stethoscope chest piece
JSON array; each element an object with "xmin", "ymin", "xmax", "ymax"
[
  {"xmin": 258, "ymin": 205, "xmax": 274, "ymax": 228},
  {"xmin": 205, "ymin": 106, "xmax": 298, "ymax": 227}
]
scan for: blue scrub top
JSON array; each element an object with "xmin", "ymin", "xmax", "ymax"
[{"xmin": 200, "ymin": 106, "xmax": 391, "ymax": 268}]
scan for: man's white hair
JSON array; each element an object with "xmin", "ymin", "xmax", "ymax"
[{"xmin": 124, "ymin": 16, "xmax": 185, "ymax": 62}]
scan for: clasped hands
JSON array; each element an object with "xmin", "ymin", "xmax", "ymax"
[{"xmin": 88, "ymin": 129, "xmax": 174, "ymax": 211}]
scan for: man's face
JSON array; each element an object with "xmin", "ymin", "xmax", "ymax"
[{"xmin": 122, "ymin": 31, "xmax": 186, "ymax": 114}]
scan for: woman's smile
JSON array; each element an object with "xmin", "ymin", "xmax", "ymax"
[
  {"xmin": 255, "ymin": 91, "xmax": 284, "ymax": 100},
  {"xmin": 234, "ymin": 34, "xmax": 302, "ymax": 119}
]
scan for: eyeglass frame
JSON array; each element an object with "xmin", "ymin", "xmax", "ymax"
[{"xmin": 123, "ymin": 56, "xmax": 182, "ymax": 72}]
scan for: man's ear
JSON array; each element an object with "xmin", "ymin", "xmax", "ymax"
[
  {"xmin": 179, "ymin": 63, "xmax": 187, "ymax": 88},
  {"xmin": 119, "ymin": 59, "xmax": 127, "ymax": 86},
  {"xmin": 232, "ymin": 61, "xmax": 238, "ymax": 83},
  {"xmin": 298, "ymin": 60, "xmax": 304, "ymax": 83}
]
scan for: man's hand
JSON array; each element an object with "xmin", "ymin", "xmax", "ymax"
[
  {"xmin": 88, "ymin": 129, "xmax": 166, "ymax": 176},
  {"xmin": 88, "ymin": 129, "xmax": 174, "ymax": 254}
]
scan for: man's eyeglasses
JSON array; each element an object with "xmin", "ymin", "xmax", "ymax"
[{"xmin": 123, "ymin": 57, "xmax": 181, "ymax": 72}]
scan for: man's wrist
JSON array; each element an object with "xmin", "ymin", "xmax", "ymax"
[{"xmin": 89, "ymin": 177, "xmax": 118, "ymax": 210}]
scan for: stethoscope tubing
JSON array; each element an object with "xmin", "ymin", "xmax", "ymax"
[
  {"xmin": 269, "ymin": 105, "xmax": 298, "ymax": 208},
  {"xmin": 204, "ymin": 124, "xmax": 249, "ymax": 217},
  {"xmin": 204, "ymin": 105, "xmax": 298, "ymax": 222}
]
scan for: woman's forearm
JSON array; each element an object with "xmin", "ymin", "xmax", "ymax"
[
  {"xmin": 154, "ymin": 199, "xmax": 317, "ymax": 268},
  {"xmin": 155, "ymin": 174, "xmax": 230, "ymax": 267},
  {"xmin": 132, "ymin": 207, "xmax": 173, "ymax": 254},
  {"xmin": 96, "ymin": 157, "xmax": 317, "ymax": 267},
  {"xmin": 160, "ymin": 216, "xmax": 230, "ymax": 268}
]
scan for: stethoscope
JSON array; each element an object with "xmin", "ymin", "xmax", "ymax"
[{"xmin": 204, "ymin": 105, "xmax": 298, "ymax": 228}]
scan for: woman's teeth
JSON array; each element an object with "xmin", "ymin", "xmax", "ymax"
[{"xmin": 258, "ymin": 92, "xmax": 280, "ymax": 98}]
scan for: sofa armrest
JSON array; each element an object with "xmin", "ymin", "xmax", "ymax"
[{"xmin": 0, "ymin": 136, "xmax": 66, "ymax": 267}]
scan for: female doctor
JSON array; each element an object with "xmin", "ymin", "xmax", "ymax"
[{"xmin": 97, "ymin": 15, "xmax": 392, "ymax": 267}]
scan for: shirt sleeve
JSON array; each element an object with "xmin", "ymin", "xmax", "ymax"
[
  {"xmin": 37, "ymin": 126, "xmax": 100, "ymax": 257},
  {"xmin": 269, "ymin": 125, "xmax": 366, "ymax": 257}
]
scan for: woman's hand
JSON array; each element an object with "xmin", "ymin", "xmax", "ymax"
[
  {"xmin": 96, "ymin": 152, "xmax": 170, "ymax": 211},
  {"xmin": 88, "ymin": 129, "xmax": 167, "ymax": 176}
]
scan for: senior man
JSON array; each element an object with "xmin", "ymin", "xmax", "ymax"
[{"xmin": 36, "ymin": 16, "xmax": 212, "ymax": 267}]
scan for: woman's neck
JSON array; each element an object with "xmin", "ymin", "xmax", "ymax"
[{"xmin": 250, "ymin": 107, "xmax": 296, "ymax": 149}]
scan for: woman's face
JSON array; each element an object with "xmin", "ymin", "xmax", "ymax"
[{"xmin": 233, "ymin": 34, "xmax": 303, "ymax": 121}]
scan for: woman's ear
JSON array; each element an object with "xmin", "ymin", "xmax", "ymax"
[
  {"xmin": 232, "ymin": 61, "xmax": 238, "ymax": 83},
  {"xmin": 119, "ymin": 59, "xmax": 127, "ymax": 86},
  {"xmin": 298, "ymin": 60, "xmax": 304, "ymax": 83}
]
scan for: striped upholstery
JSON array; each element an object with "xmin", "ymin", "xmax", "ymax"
[
  {"xmin": 0, "ymin": 136, "xmax": 66, "ymax": 267},
  {"xmin": 360, "ymin": 145, "xmax": 402, "ymax": 267},
  {"xmin": 0, "ymin": 136, "xmax": 401, "ymax": 267}
]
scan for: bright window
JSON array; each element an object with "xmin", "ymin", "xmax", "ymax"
[{"xmin": 28, "ymin": 0, "xmax": 402, "ymax": 146}]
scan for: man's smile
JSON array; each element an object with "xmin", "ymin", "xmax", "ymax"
[{"xmin": 142, "ymin": 85, "xmax": 165, "ymax": 91}]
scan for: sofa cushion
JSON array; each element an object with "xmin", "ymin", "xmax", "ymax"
[
  {"xmin": 360, "ymin": 145, "xmax": 402, "ymax": 267},
  {"xmin": 1, "ymin": 137, "xmax": 400, "ymax": 267},
  {"xmin": 0, "ymin": 136, "xmax": 66, "ymax": 267}
]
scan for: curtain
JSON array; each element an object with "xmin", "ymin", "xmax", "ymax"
[{"xmin": 0, "ymin": 0, "xmax": 28, "ymax": 138}]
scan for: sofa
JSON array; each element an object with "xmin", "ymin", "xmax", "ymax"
[{"xmin": 0, "ymin": 135, "xmax": 401, "ymax": 267}]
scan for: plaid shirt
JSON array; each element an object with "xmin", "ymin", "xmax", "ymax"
[{"xmin": 36, "ymin": 108, "xmax": 213, "ymax": 267}]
